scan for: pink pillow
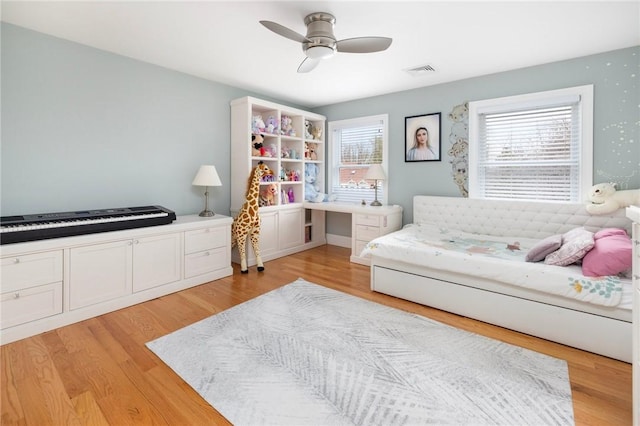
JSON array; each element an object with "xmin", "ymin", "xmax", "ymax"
[
  {"xmin": 582, "ymin": 228, "xmax": 632, "ymax": 277},
  {"xmin": 544, "ymin": 227, "xmax": 594, "ymax": 266}
]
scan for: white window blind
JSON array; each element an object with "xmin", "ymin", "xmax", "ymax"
[
  {"xmin": 469, "ymin": 85, "xmax": 593, "ymax": 202},
  {"xmin": 329, "ymin": 115, "xmax": 388, "ymax": 204}
]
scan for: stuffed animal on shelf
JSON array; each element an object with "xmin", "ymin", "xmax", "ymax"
[
  {"xmin": 251, "ymin": 134, "xmax": 263, "ymax": 157},
  {"xmin": 252, "ymin": 115, "xmax": 265, "ymax": 134},
  {"xmin": 266, "ymin": 116, "xmax": 278, "ymax": 134},
  {"xmin": 586, "ymin": 182, "xmax": 640, "ymax": 215},
  {"xmin": 281, "ymin": 115, "xmax": 295, "ymax": 136},
  {"xmin": 259, "ymin": 183, "xmax": 278, "ymax": 207},
  {"xmin": 311, "ymin": 125, "xmax": 323, "ymax": 141},
  {"xmin": 304, "ymin": 120, "xmax": 312, "ymax": 139},
  {"xmin": 307, "ymin": 142, "xmax": 318, "ymax": 161}
]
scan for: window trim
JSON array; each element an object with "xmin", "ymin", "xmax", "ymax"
[
  {"xmin": 328, "ymin": 114, "xmax": 389, "ymax": 205},
  {"xmin": 468, "ymin": 85, "xmax": 593, "ymax": 202}
]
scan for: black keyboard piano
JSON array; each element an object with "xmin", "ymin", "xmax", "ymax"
[{"xmin": 0, "ymin": 205, "xmax": 177, "ymax": 245}]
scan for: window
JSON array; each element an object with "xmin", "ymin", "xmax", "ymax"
[
  {"xmin": 328, "ymin": 114, "xmax": 388, "ymax": 204},
  {"xmin": 468, "ymin": 85, "xmax": 593, "ymax": 202}
]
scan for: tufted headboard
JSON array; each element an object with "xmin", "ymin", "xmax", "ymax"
[{"xmin": 413, "ymin": 196, "xmax": 632, "ymax": 239}]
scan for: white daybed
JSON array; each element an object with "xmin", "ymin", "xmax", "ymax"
[{"xmin": 364, "ymin": 196, "xmax": 633, "ymax": 362}]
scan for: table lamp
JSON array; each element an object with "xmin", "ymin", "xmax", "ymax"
[
  {"xmin": 192, "ymin": 165, "xmax": 222, "ymax": 216},
  {"xmin": 364, "ymin": 164, "xmax": 386, "ymax": 206}
]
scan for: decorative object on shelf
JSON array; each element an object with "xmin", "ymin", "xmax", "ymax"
[
  {"xmin": 364, "ymin": 164, "xmax": 386, "ymax": 206},
  {"xmin": 252, "ymin": 115, "xmax": 265, "ymax": 134},
  {"xmin": 251, "ymin": 133, "xmax": 264, "ymax": 157},
  {"xmin": 281, "ymin": 115, "xmax": 295, "ymax": 136},
  {"xmin": 192, "ymin": 165, "xmax": 222, "ymax": 217},
  {"xmin": 259, "ymin": 183, "xmax": 278, "ymax": 207},
  {"xmin": 231, "ymin": 162, "xmax": 272, "ymax": 273},
  {"xmin": 305, "ymin": 163, "xmax": 333, "ymax": 203},
  {"xmin": 307, "ymin": 142, "xmax": 318, "ymax": 160},
  {"xmin": 311, "ymin": 126, "xmax": 323, "ymax": 141},
  {"xmin": 305, "ymin": 119, "xmax": 312, "ymax": 139},
  {"xmin": 405, "ymin": 112, "xmax": 442, "ymax": 162},
  {"xmin": 266, "ymin": 116, "xmax": 279, "ymax": 134}
]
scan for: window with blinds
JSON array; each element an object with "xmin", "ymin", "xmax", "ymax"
[
  {"xmin": 469, "ymin": 85, "xmax": 593, "ymax": 202},
  {"xmin": 328, "ymin": 114, "xmax": 388, "ymax": 204}
]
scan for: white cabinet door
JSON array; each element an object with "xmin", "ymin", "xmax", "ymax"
[
  {"xmin": 279, "ymin": 209, "xmax": 304, "ymax": 250},
  {"xmin": 132, "ymin": 233, "xmax": 182, "ymax": 293},
  {"xmin": 69, "ymin": 240, "xmax": 132, "ymax": 310},
  {"xmin": 257, "ymin": 211, "xmax": 278, "ymax": 256}
]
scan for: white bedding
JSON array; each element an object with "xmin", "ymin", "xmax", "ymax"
[{"xmin": 362, "ymin": 223, "xmax": 631, "ymax": 308}]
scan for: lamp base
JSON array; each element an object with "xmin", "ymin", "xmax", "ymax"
[
  {"xmin": 198, "ymin": 210, "xmax": 215, "ymax": 217},
  {"xmin": 370, "ymin": 200, "xmax": 382, "ymax": 206}
]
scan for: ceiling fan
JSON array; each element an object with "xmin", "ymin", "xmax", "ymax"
[{"xmin": 260, "ymin": 12, "xmax": 392, "ymax": 73}]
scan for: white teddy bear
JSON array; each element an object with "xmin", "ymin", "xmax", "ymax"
[{"xmin": 586, "ymin": 182, "xmax": 640, "ymax": 215}]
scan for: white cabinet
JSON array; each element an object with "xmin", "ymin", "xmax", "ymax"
[
  {"xmin": 231, "ymin": 208, "xmax": 309, "ymax": 266},
  {"xmin": 69, "ymin": 233, "xmax": 182, "ymax": 309},
  {"xmin": 1, "ymin": 250, "xmax": 63, "ymax": 328},
  {"xmin": 627, "ymin": 206, "xmax": 640, "ymax": 426},
  {"xmin": 184, "ymin": 226, "xmax": 229, "ymax": 279},
  {"xmin": 230, "ymin": 96, "xmax": 327, "ymax": 267},
  {"xmin": 69, "ymin": 240, "xmax": 133, "ymax": 310},
  {"xmin": 351, "ymin": 206, "xmax": 403, "ymax": 265},
  {"xmin": 302, "ymin": 202, "xmax": 403, "ymax": 265},
  {"xmin": 279, "ymin": 208, "xmax": 304, "ymax": 249},
  {"xmin": 0, "ymin": 214, "xmax": 233, "ymax": 344},
  {"xmin": 133, "ymin": 233, "xmax": 182, "ymax": 292}
]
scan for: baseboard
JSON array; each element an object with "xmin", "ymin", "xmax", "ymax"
[{"xmin": 326, "ymin": 233, "xmax": 351, "ymax": 248}]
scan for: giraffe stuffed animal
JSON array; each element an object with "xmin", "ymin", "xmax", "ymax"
[{"xmin": 231, "ymin": 162, "xmax": 273, "ymax": 273}]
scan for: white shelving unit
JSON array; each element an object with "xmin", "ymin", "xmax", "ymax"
[{"xmin": 230, "ymin": 96, "xmax": 327, "ymax": 266}]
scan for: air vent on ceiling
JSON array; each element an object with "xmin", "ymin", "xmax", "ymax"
[{"xmin": 405, "ymin": 64, "xmax": 436, "ymax": 76}]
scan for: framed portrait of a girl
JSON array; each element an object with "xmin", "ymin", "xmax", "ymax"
[{"xmin": 405, "ymin": 112, "xmax": 441, "ymax": 162}]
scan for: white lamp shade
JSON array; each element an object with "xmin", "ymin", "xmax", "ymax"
[
  {"xmin": 364, "ymin": 164, "xmax": 386, "ymax": 181},
  {"xmin": 192, "ymin": 165, "xmax": 222, "ymax": 187}
]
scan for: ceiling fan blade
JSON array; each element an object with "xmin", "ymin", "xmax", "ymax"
[
  {"xmin": 297, "ymin": 57, "xmax": 321, "ymax": 73},
  {"xmin": 336, "ymin": 37, "xmax": 392, "ymax": 53},
  {"xmin": 259, "ymin": 20, "xmax": 309, "ymax": 43}
]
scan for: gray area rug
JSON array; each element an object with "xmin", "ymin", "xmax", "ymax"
[{"xmin": 147, "ymin": 278, "xmax": 574, "ymax": 425}]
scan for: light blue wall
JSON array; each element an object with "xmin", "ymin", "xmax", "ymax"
[
  {"xmin": 1, "ymin": 23, "xmax": 299, "ymax": 217},
  {"xmin": 314, "ymin": 46, "xmax": 640, "ymax": 234},
  {"xmin": 2, "ymin": 23, "xmax": 638, "ymax": 240}
]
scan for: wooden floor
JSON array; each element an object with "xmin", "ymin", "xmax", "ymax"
[{"xmin": 1, "ymin": 245, "xmax": 632, "ymax": 425}]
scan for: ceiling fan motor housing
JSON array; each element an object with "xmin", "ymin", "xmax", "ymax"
[{"xmin": 303, "ymin": 12, "xmax": 337, "ymax": 56}]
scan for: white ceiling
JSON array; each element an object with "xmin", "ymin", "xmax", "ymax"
[{"xmin": 2, "ymin": 1, "xmax": 639, "ymax": 108}]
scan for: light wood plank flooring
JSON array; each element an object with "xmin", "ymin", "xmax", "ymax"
[{"xmin": 1, "ymin": 245, "xmax": 632, "ymax": 425}]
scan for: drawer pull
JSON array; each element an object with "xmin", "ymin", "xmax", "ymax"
[
  {"xmin": 13, "ymin": 258, "xmax": 20, "ymax": 264},
  {"xmin": 14, "ymin": 293, "xmax": 20, "ymax": 299},
  {"xmin": 205, "ymin": 251, "xmax": 211, "ymax": 256}
]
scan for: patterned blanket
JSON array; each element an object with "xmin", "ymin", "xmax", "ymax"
[{"xmin": 361, "ymin": 224, "xmax": 626, "ymax": 307}]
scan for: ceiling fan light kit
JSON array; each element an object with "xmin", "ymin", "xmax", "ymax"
[
  {"xmin": 260, "ymin": 12, "xmax": 392, "ymax": 73},
  {"xmin": 305, "ymin": 45, "xmax": 335, "ymax": 60}
]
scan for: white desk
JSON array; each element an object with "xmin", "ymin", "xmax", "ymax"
[{"xmin": 303, "ymin": 202, "xmax": 403, "ymax": 265}]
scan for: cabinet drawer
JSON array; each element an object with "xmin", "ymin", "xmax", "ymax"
[
  {"xmin": 185, "ymin": 227, "xmax": 227, "ymax": 254},
  {"xmin": 185, "ymin": 247, "xmax": 228, "ymax": 278},
  {"xmin": 1, "ymin": 250, "xmax": 63, "ymax": 292},
  {"xmin": 1, "ymin": 282, "xmax": 62, "ymax": 329},
  {"xmin": 356, "ymin": 225, "xmax": 381, "ymax": 242},
  {"xmin": 356, "ymin": 214, "xmax": 381, "ymax": 227}
]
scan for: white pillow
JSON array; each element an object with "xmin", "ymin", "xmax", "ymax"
[{"xmin": 544, "ymin": 227, "xmax": 594, "ymax": 266}]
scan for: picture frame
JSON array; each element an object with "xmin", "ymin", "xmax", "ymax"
[{"xmin": 405, "ymin": 112, "xmax": 441, "ymax": 162}]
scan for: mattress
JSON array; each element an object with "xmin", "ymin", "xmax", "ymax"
[{"xmin": 362, "ymin": 223, "xmax": 633, "ymax": 309}]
